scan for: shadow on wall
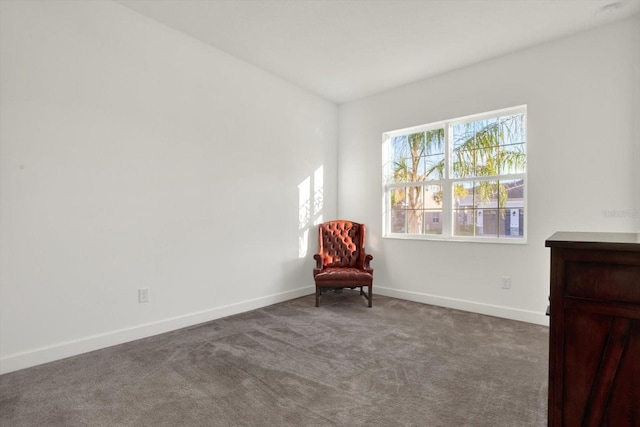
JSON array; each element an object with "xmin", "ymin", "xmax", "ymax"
[{"xmin": 298, "ymin": 165, "xmax": 324, "ymax": 258}]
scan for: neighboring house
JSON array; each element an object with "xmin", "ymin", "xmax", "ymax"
[
  {"xmin": 392, "ymin": 181, "xmax": 524, "ymax": 237},
  {"xmin": 455, "ymin": 180, "xmax": 524, "ymax": 237}
]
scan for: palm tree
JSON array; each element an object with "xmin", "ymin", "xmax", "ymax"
[
  {"xmin": 393, "ymin": 114, "xmax": 525, "ymax": 234},
  {"xmin": 392, "ymin": 129, "xmax": 444, "ymax": 233},
  {"xmin": 447, "ymin": 115, "xmax": 525, "ymax": 209}
]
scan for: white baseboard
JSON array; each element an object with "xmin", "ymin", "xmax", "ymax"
[
  {"xmin": 0, "ymin": 286, "xmax": 314, "ymax": 375},
  {"xmin": 375, "ymin": 286, "xmax": 550, "ymax": 326}
]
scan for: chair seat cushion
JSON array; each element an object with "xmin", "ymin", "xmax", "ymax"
[{"xmin": 314, "ymin": 267, "xmax": 373, "ymax": 286}]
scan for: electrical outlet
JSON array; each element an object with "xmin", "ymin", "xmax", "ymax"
[
  {"xmin": 138, "ymin": 288, "xmax": 149, "ymax": 303},
  {"xmin": 501, "ymin": 276, "xmax": 512, "ymax": 290}
]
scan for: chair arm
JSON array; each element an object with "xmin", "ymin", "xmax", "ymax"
[
  {"xmin": 363, "ymin": 253, "xmax": 373, "ymax": 270},
  {"xmin": 313, "ymin": 254, "xmax": 324, "ymax": 270}
]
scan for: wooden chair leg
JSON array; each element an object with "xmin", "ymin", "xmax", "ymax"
[
  {"xmin": 368, "ymin": 285, "xmax": 372, "ymax": 307},
  {"xmin": 315, "ymin": 287, "xmax": 320, "ymax": 307}
]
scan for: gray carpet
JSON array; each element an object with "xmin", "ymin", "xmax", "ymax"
[{"xmin": 0, "ymin": 292, "xmax": 548, "ymax": 426}]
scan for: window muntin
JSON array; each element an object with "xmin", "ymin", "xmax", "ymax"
[{"xmin": 383, "ymin": 106, "xmax": 526, "ymax": 242}]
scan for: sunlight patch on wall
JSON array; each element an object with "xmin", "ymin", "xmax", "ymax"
[
  {"xmin": 298, "ymin": 176, "xmax": 311, "ymax": 258},
  {"xmin": 313, "ymin": 165, "xmax": 324, "ymax": 225},
  {"xmin": 298, "ymin": 165, "xmax": 324, "ymax": 258}
]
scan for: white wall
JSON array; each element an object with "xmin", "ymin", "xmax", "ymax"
[
  {"xmin": 0, "ymin": 0, "xmax": 337, "ymax": 373},
  {"xmin": 338, "ymin": 16, "xmax": 640, "ymax": 325}
]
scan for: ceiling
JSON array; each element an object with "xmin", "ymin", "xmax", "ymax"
[{"xmin": 115, "ymin": 0, "xmax": 640, "ymax": 104}]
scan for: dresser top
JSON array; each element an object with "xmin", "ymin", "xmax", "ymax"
[{"xmin": 546, "ymin": 231, "xmax": 640, "ymax": 252}]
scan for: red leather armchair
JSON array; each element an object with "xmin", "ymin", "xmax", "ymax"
[{"xmin": 313, "ymin": 220, "xmax": 373, "ymax": 307}]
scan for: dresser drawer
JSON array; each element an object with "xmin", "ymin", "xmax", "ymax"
[{"xmin": 564, "ymin": 261, "xmax": 640, "ymax": 303}]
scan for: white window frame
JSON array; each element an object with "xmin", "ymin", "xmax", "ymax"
[{"xmin": 382, "ymin": 105, "xmax": 527, "ymax": 244}]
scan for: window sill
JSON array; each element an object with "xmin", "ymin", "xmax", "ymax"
[{"xmin": 382, "ymin": 234, "xmax": 528, "ymax": 245}]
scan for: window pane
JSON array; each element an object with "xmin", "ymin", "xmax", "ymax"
[
  {"xmin": 406, "ymin": 132, "xmax": 425, "ymax": 181},
  {"xmin": 474, "ymin": 118, "xmax": 500, "ymax": 150},
  {"xmin": 501, "ymin": 179, "xmax": 524, "ymax": 203},
  {"xmin": 422, "ymin": 185, "xmax": 442, "ymax": 235},
  {"xmin": 420, "ymin": 153, "xmax": 445, "ymax": 180},
  {"xmin": 424, "ymin": 184, "xmax": 443, "ymax": 208},
  {"xmin": 498, "ymin": 143, "xmax": 526, "ymax": 174},
  {"xmin": 407, "ymin": 209, "xmax": 424, "ymax": 234},
  {"xmin": 452, "ymin": 149, "xmax": 475, "ymax": 178},
  {"xmin": 423, "ymin": 210, "xmax": 443, "ymax": 234},
  {"xmin": 390, "ymin": 186, "xmax": 407, "ymax": 233},
  {"xmin": 391, "ymin": 186, "xmax": 427, "ymax": 234},
  {"xmin": 475, "ymin": 146, "xmax": 500, "ymax": 177},
  {"xmin": 391, "ymin": 187, "xmax": 407, "ymax": 209},
  {"xmin": 424, "ymin": 128, "xmax": 445, "ymax": 155},
  {"xmin": 405, "ymin": 186, "xmax": 423, "ymax": 233},
  {"xmin": 453, "ymin": 181, "xmax": 474, "ymax": 236},
  {"xmin": 476, "ymin": 209, "xmax": 498, "ymax": 236},
  {"xmin": 390, "ymin": 135, "xmax": 408, "ymax": 156},
  {"xmin": 453, "ymin": 122, "xmax": 473, "ymax": 148},
  {"xmin": 453, "ymin": 208, "xmax": 475, "ymax": 236},
  {"xmin": 474, "ymin": 180, "xmax": 499, "ymax": 208},
  {"xmin": 499, "ymin": 114, "xmax": 526, "ymax": 146},
  {"xmin": 501, "ymin": 208, "xmax": 524, "ymax": 238},
  {"xmin": 453, "ymin": 181, "xmax": 473, "ymax": 210},
  {"xmin": 500, "ymin": 180, "xmax": 524, "ymax": 238},
  {"xmin": 391, "ymin": 135, "xmax": 409, "ymax": 183},
  {"xmin": 390, "ymin": 208, "xmax": 406, "ymax": 233}
]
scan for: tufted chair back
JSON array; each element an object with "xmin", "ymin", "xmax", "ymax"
[
  {"xmin": 313, "ymin": 220, "xmax": 373, "ymax": 307},
  {"xmin": 317, "ymin": 220, "xmax": 365, "ymax": 269}
]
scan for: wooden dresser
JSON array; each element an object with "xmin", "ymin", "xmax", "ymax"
[{"xmin": 546, "ymin": 232, "xmax": 640, "ymax": 427}]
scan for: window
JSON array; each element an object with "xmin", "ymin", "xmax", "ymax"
[{"xmin": 382, "ymin": 106, "xmax": 526, "ymax": 242}]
